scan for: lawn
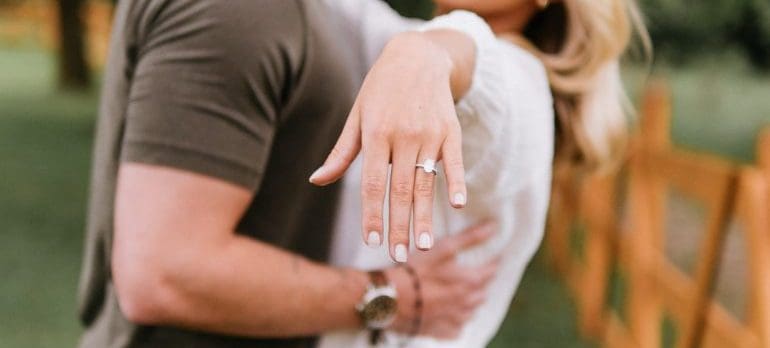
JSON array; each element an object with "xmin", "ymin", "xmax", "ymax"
[
  {"xmin": 1, "ymin": 47, "xmax": 767, "ymax": 348},
  {"xmin": 625, "ymin": 55, "xmax": 770, "ymax": 163},
  {"xmin": 0, "ymin": 48, "xmax": 96, "ymax": 347}
]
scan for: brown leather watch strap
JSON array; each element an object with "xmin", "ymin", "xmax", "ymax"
[{"xmin": 368, "ymin": 270, "xmax": 388, "ymax": 287}]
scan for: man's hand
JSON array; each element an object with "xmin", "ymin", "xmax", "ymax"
[
  {"xmin": 309, "ymin": 30, "xmax": 477, "ymax": 262},
  {"xmin": 387, "ymin": 221, "xmax": 499, "ymax": 339}
]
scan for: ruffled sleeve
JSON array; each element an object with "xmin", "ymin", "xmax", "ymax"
[
  {"xmin": 420, "ymin": 12, "xmax": 554, "ymax": 211},
  {"xmin": 419, "ymin": 11, "xmax": 523, "ymax": 203}
]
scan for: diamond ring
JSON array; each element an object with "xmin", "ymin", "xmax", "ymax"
[{"xmin": 416, "ymin": 159, "xmax": 438, "ymax": 175}]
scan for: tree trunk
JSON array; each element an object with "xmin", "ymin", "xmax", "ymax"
[{"xmin": 57, "ymin": 0, "xmax": 91, "ymax": 89}]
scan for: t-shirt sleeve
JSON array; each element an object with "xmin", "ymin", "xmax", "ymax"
[{"xmin": 120, "ymin": 0, "xmax": 302, "ymax": 190}]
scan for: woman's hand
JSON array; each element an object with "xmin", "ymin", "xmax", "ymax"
[
  {"xmin": 309, "ymin": 30, "xmax": 477, "ymax": 262},
  {"xmin": 386, "ymin": 221, "xmax": 499, "ymax": 339}
]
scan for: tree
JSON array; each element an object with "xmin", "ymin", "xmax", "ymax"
[
  {"xmin": 385, "ymin": 0, "xmax": 433, "ymax": 19},
  {"xmin": 57, "ymin": 0, "xmax": 90, "ymax": 89},
  {"xmin": 733, "ymin": 0, "xmax": 770, "ymax": 70}
]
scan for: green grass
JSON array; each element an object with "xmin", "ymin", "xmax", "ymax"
[
  {"xmin": 0, "ymin": 48, "xmax": 95, "ymax": 347},
  {"xmin": 1, "ymin": 46, "xmax": 768, "ymax": 347},
  {"xmin": 490, "ymin": 255, "xmax": 595, "ymax": 348},
  {"xmin": 625, "ymin": 55, "xmax": 770, "ymax": 162}
]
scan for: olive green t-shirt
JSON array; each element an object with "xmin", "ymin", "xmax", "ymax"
[{"xmin": 77, "ymin": 1, "xmax": 358, "ymax": 347}]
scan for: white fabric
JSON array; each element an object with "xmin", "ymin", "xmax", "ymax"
[{"xmin": 319, "ymin": 2, "xmax": 555, "ymax": 347}]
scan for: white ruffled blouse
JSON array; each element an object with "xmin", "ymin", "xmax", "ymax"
[{"xmin": 319, "ymin": 1, "xmax": 555, "ymax": 347}]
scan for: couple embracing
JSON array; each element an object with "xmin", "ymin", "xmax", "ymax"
[{"xmin": 77, "ymin": 0, "xmax": 646, "ymax": 347}]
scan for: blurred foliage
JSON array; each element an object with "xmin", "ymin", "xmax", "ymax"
[
  {"xmin": 386, "ymin": 0, "xmax": 770, "ymax": 71},
  {"xmin": 0, "ymin": 0, "xmax": 22, "ymax": 6},
  {"xmin": 641, "ymin": 0, "xmax": 770, "ymax": 70},
  {"xmin": 384, "ymin": 0, "xmax": 434, "ymax": 19}
]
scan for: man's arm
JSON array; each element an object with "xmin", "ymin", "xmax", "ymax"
[
  {"xmin": 113, "ymin": 163, "xmax": 499, "ymax": 338},
  {"xmin": 113, "ymin": 163, "xmax": 370, "ymax": 337}
]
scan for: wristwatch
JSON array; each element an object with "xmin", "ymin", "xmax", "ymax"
[{"xmin": 356, "ymin": 270, "xmax": 398, "ymax": 344}]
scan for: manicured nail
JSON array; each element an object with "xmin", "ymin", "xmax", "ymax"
[
  {"xmin": 309, "ymin": 166, "xmax": 326, "ymax": 183},
  {"xmin": 453, "ymin": 192, "xmax": 466, "ymax": 207},
  {"xmin": 394, "ymin": 244, "xmax": 408, "ymax": 263},
  {"xmin": 367, "ymin": 231, "xmax": 381, "ymax": 247},
  {"xmin": 417, "ymin": 232, "xmax": 432, "ymax": 250}
]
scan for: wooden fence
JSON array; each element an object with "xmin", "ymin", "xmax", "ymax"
[{"xmin": 547, "ymin": 79, "xmax": 770, "ymax": 348}]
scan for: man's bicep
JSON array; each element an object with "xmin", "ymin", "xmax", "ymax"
[
  {"xmin": 112, "ymin": 163, "xmax": 253, "ymax": 320},
  {"xmin": 114, "ymin": 163, "xmax": 252, "ymax": 259}
]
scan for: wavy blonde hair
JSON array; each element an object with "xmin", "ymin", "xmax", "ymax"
[{"xmin": 512, "ymin": 0, "xmax": 651, "ymax": 170}]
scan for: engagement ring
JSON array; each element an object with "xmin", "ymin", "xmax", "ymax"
[{"xmin": 416, "ymin": 159, "xmax": 438, "ymax": 175}]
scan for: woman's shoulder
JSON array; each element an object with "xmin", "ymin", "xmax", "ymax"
[{"xmin": 457, "ymin": 36, "xmax": 553, "ymax": 124}]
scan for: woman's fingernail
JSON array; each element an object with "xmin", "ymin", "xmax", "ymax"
[
  {"xmin": 453, "ymin": 192, "xmax": 466, "ymax": 207},
  {"xmin": 394, "ymin": 244, "xmax": 408, "ymax": 263},
  {"xmin": 417, "ymin": 232, "xmax": 432, "ymax": 249},
  {"xmin": 308, "ymin": 166, "xmax": 326, "ymax": 183},
  {"xmin": 367, "ymin": 231, "xmax": 381, "ymax": 247}
]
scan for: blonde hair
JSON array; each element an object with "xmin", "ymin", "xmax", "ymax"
[{"xmin": 514, "ymin": 0, "xmax": 651, "ymax": 170}]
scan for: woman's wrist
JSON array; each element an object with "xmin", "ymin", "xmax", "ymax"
[
  {"xmin": 384, "ymin": 30, "xmax": 476, "ymax": 101},
  {"xmin": 381, "ymin": 31, "xmax": 454, "ymax": 89}
]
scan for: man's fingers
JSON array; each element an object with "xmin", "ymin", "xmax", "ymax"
[
  {"xmin": 413, "ymin": 151, "xmax": 439, "ymax": 251},
  {"xmin": 360, "ymin": 138, "xmax": 390, "ymax": 248},
  {"xmin": 471, "ymin": 256, "xmax": 501, "ymax": 288},
  {"xmin": 435, "ymin": 221, "xmax": 496, "ymax": 260},
  {"xmin": 455, "ymin": 222, "xmax": 497, "ymax": 250},
  {"xmin": 309, "ymin": 105, "xmax": 361, "ymax": 186},
  {"xmin": 441, "ymin": 124, "xmax": 467, "ymax": 208},
  {"xmin": 388, "ymin": 146, "xmax": 419, "ymax": 263},
  {"xmin": 462, "ymin": 289, "xmax": 488, "ymax": 311}
]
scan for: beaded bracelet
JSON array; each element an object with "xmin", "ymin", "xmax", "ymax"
[{"xmin": 401, "ymin": 264, "xmax": 423, "ymax": 339}]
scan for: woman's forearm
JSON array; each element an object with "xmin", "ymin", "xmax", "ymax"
[
  {"xmin": 423, "ymin": 29, "xmax": 477, "ymax": 100},
  {"xmin": 383, "ymin": 29, "xmax": 476, "ymax": 101}
]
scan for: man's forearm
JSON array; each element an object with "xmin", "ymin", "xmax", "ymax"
[
  {"xmin": 116, "ymin": 230, "xmax": 369, "ymax": 337},
  {"xmin": 113, "ymin": 163, "xmax": 418, "ymax": 338},
  {"xmin": 175, "ymin": 236, "xmax": 365, "ymax": 336}
]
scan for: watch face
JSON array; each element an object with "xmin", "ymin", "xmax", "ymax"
[{"xmin": 362, "ymin": 295, "xmax": 397, "ymax": 327}]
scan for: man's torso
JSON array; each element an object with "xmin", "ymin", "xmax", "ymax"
[{"xmin": 78, "ymin": 1, "xmax": 358, "ymax": 347}]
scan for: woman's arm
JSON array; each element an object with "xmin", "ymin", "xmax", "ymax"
[
  {"xmin": 310, "ymin": 11, "xmax": 501, "ymax": 262},
  {"xmin": 442, "ymin": 35, "xmax": 556, "ymax": 348}
]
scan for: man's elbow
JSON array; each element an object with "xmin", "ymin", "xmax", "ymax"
[{"xmin": 112, "ymin": 250, "xmax": 179, "ymax": 325}]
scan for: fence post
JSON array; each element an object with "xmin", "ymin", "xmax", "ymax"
[
  {"xmin": 758, "ymin": 129, "xmax": 770, "ymax": 175},
  {"xmin": 577, "ymin": 172, "xmax": 617, "ymax": 338},
  {"xmin": 626, "ymin": 78, "xmax": 671, "ymax": 348},
  {"xmin": 749, "ymin": 128, "xmax": 770, "ymax": 347}
]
